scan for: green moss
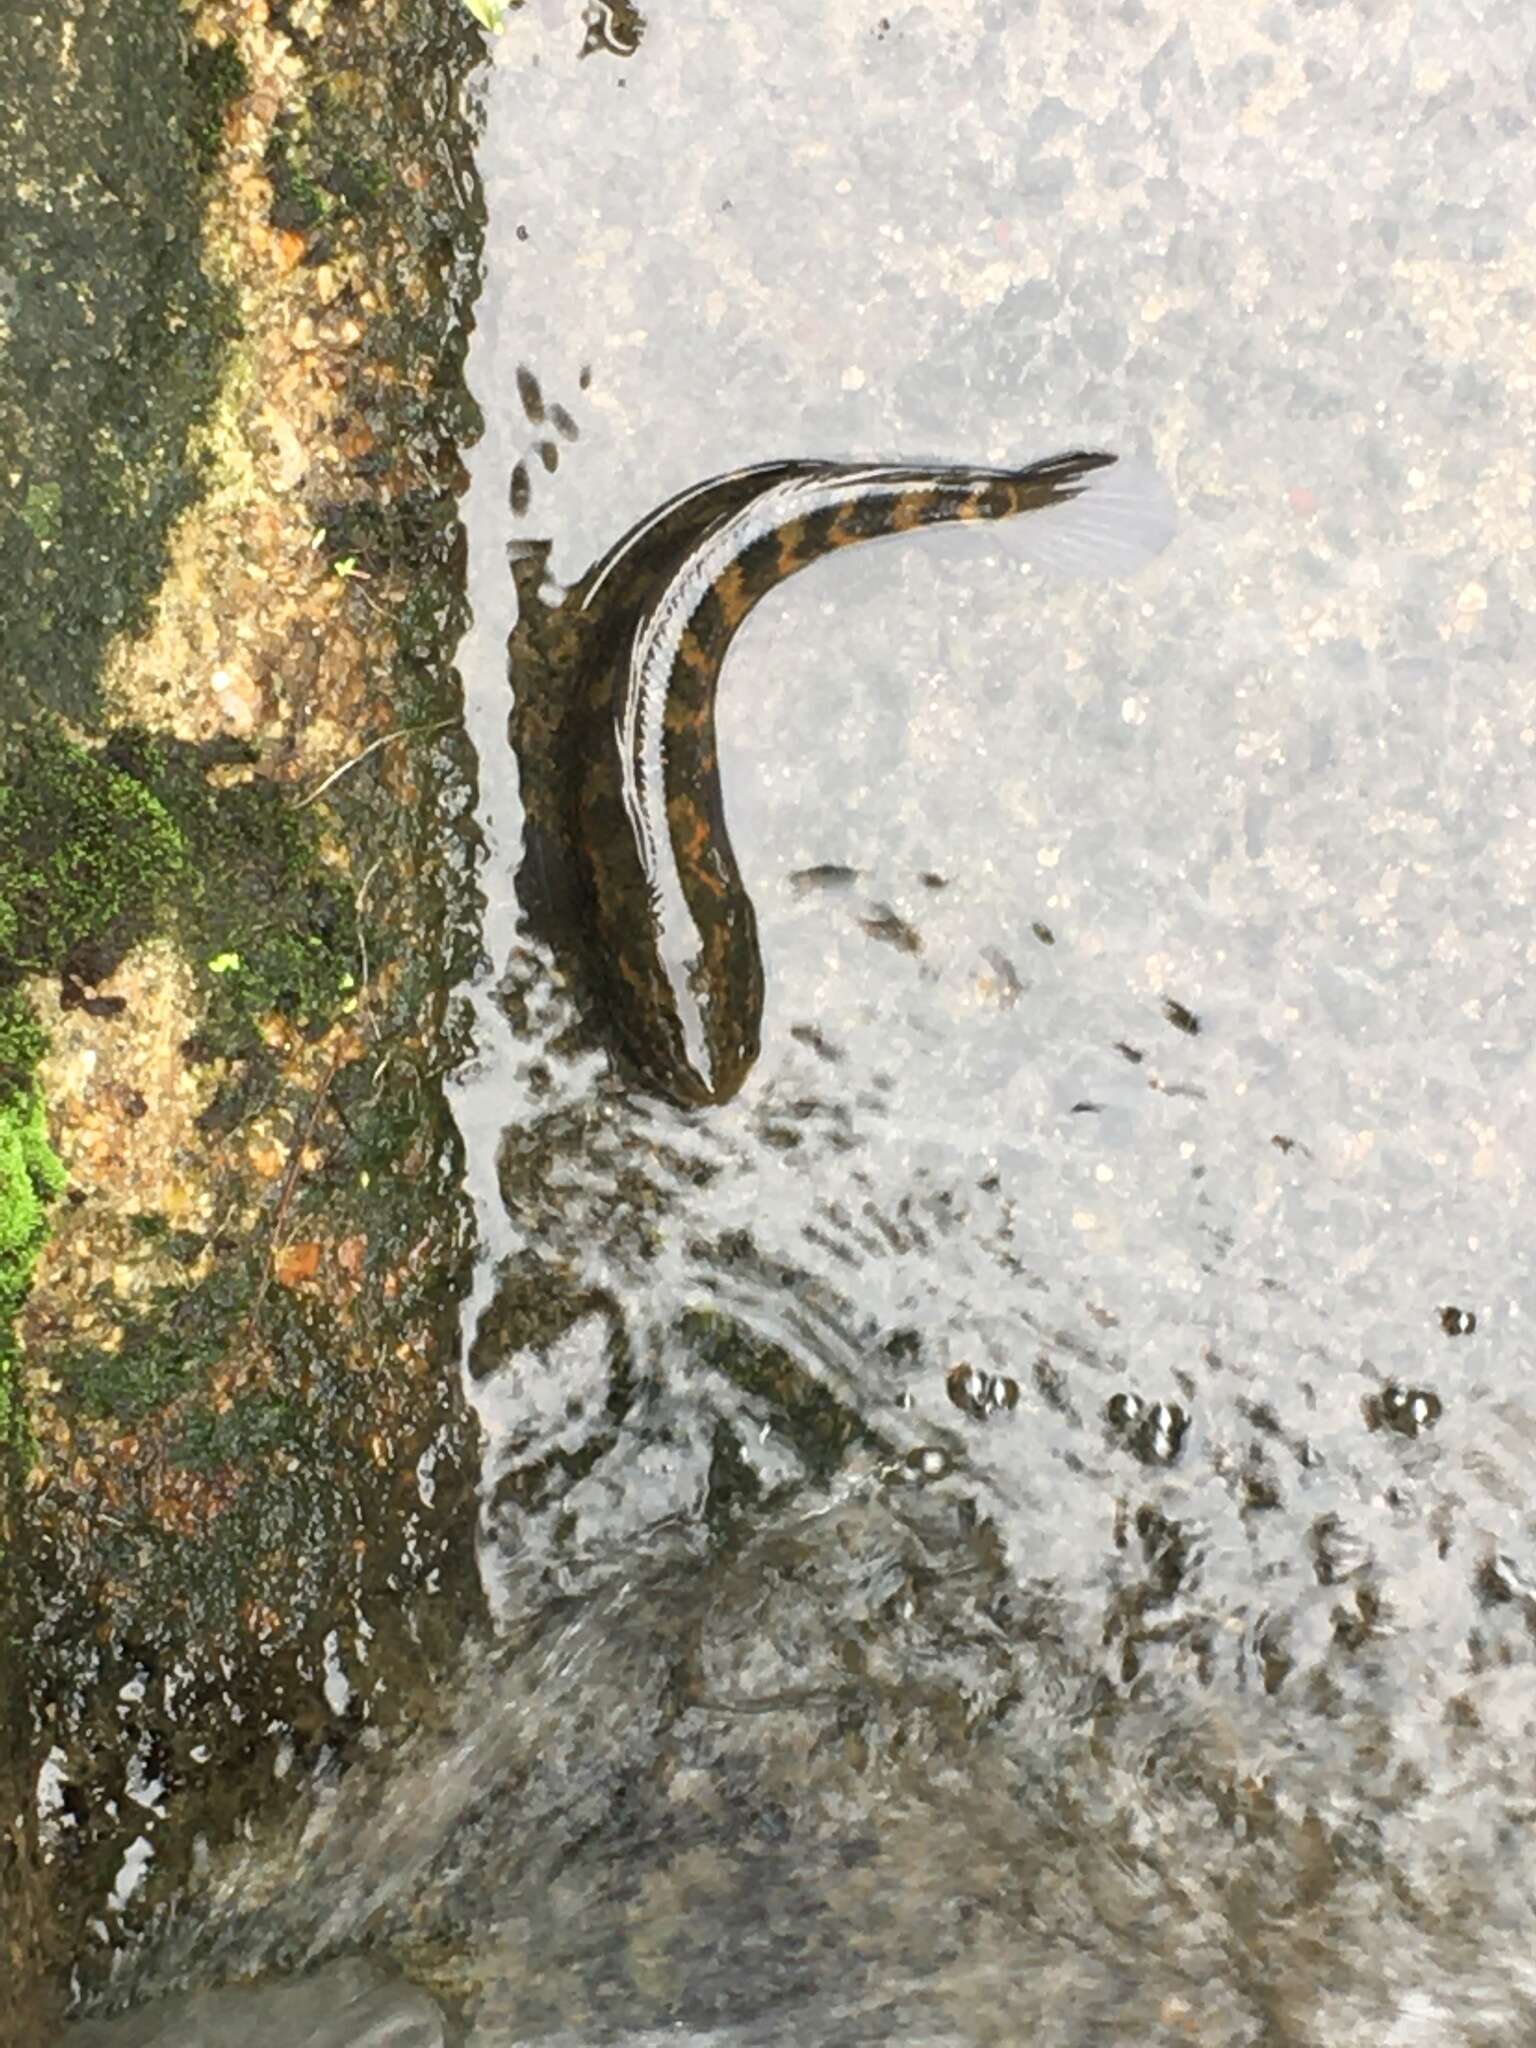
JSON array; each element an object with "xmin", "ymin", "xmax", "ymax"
[
  {"xmin": 19, "ymin": 483, "xmax": 63, "ymax": 548},
  {"xmin": 0, "ymin": 1083, "xmax": 66, "ymax": 1439},
  {"xmin": 188, "ymin": 788, "xmax": 356, "ymax": 1051},
  {"xmin": 185, "ymin": 38, "xmax": 250, "ymax": 177},
  {"xmin": 52, "ymin": 1328, "xmax": 204, "ymax": 1427},
  {"xmin": 0, "ymin": 1087, "xmax": 65, "ymax": 1316},
  {"xmin": 49, "ymin": 1250, "xmax": 264, "ymax": 1425},
  {"xmin": 268, "ymin": 151, "xmax": 333, "ymax": 233},
  {"xmin": 103, "ymin": 730, "xmax": 359, "ymax": 1060},
  {"xmin": 127, "ymin": 1213, "xmax": 207, "ymax": 1264},
  {"xmin": 0, "ymin": 988, "xmax": 47, "ymax": 1112},
  {"xmin": 265, "ymin": 110, "xmax": 334, "ymax": 234},
  {"xmin": 265, "ymin": 89, "xmax": 390, "ymax": 239},
  {"xmin": 0, "ymin": 721, "xmax": 357, "ymax": 1063},
  {"xmin": 0, "ymin": 724, "xmax": 188, "ymax": 1428},
  {"xmin": 172, "ymin": 1379, "xmax": 304, "ymax": 1472},
  {"xmin": 0, "ymin": 724, "xmax": 188, "ymax": 994}
]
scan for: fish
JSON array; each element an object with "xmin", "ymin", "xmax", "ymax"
[{"xmin": 511, "ymin": 450, "xmax": 1173, "ymax": 1108}]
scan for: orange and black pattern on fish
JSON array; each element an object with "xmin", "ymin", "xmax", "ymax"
[{"xmin": 567, "ymin": 450, "xmax": 1122, "ymax": 1107}]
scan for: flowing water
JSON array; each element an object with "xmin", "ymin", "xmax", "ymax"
[{"xmin": 60, "ymin": 1, "xmax": 1536, "ymax": 2041}]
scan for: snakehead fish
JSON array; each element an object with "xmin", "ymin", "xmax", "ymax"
[{"xmin": 511, "ymin": 450, "xmax": 1173, "ymax": 1109}]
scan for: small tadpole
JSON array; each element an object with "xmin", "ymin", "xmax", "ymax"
[
  {"xmin": 515, "ymin": 365, "xmax": 544, "ymax": 424},
  {"xmin": 980, "ymin": 946, "xmax": 1021, "ymax": 1007},
  {"xmin": 1162, "ymin": 996, "xmax": 1200, "ymax": 1035},
  {"xmin": 859, "ymin": 903, "xmax": 923, "ymax": 955},
  {"xmin": 789, "ymin": 863, "xmax": 860, "ymax": 895}
]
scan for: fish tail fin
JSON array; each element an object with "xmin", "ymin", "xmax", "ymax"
[{"xmin": 1004, "ymin": 449, "xmax": 1175, "ymax": 580}]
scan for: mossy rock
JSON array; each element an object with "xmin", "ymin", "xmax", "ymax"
[
  {"xmin": 0, "ymin": 724, "xmax": 187, "ymax": 1010},
  {"xmin": 0, "ymin": 720, "xmax": 361, "ymax": 1386},
  {"xmin": 102, "ymin": 729, "xmax": 360, "ymax": 1059},
  {"xmin": 0, "ymin": 720, "xmax": 360, "ymax": 1060},
  {"xmin": 0, "ymin": 0, "xmax": 244, "ymax": 722}
]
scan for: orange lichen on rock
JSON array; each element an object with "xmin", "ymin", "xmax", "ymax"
[{"xmin": 272, "ymin": 1240, "xmax": 323, "ymax": 1286}]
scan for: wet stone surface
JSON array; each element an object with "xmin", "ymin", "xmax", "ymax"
[{"xmin": 2, "ymin": 0, "xmax": 486, "ymax": 2036}]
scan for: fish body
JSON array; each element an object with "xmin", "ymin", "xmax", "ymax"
[{"xmin": 519, "ymin": 450, "xmax": 1170, "ymax": 1107}]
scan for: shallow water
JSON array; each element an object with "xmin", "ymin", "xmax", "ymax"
[{"xmin": 61, "ymin": 0, "xmax": 1536, "ymax": 2041}]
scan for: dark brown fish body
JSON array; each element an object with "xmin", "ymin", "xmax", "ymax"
[{"xmin": 512, "ymin": 449, "xmax": 1158, "ymax": 1107}]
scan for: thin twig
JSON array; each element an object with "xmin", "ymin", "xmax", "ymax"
[
  {"xmin": 294, "ymin": 720, "xmax": 456, "ymax": 810},
  {"xmin": 361, "ymin": 1044, "xmax": 397, "ymax": 1109},
  {"xmin": 353, "ymin": 854, "xmax": 386, "ymax": 1044}
]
